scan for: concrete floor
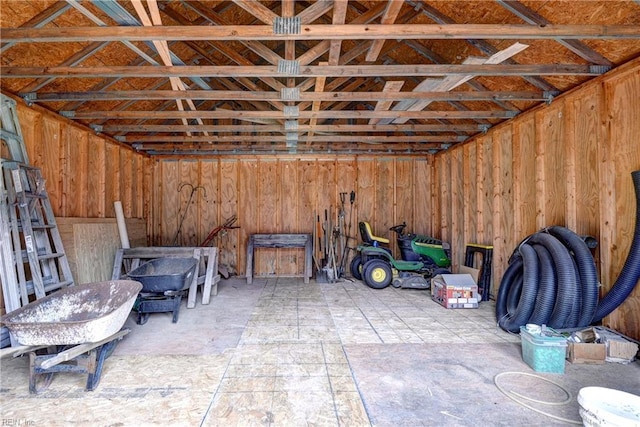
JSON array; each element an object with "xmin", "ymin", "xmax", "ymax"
[{"xmin": 1, "ymin": 277, "xmax": 639, "ymax": 426}]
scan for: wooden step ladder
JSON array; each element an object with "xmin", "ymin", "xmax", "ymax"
[{"xmin": 2, "ymin": 161, "xmax": 74, "ymax": 300}]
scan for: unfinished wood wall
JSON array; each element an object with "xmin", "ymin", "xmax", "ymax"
[
  {"xmin": 151, "ymin": 157, "xmax": 435, "ymax": 277},
  {"xmin": 13, "ymin": 98, "xmax": 153, "ymax": 226},
  {"xmin": 434, "ymin": 58, "xmax": 640, "ymax": 339}
]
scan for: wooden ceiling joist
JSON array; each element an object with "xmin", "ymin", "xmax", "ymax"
[
  {"xmin": 3, "ymin": 64, "xmax": 607, "ymax": 79},
  {"xmin": 120, "ymin": 134, "xmax": 467, "ymax": 144},
  {"xmin": 99, "ymin": 124, "xmax": 483, "ymax": 133},
  {"xmin": 3, "ymin": 24, "xmax": 639, "ymax": 43},
  {"xmin": 25, "ymin": 90, "xmax": 552, "ymax": 103},
  {"xmin": 63, "ymin": 109, "xmax": 516, "ymax": 120}
]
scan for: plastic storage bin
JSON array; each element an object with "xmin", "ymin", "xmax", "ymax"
[{"xmin": 520, "ymin": 326, "xmax": 567, "ymax": 374}]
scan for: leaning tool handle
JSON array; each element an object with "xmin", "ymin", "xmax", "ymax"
[{"xmin": 200, "ymin": 215, "xmax": 240, "ymax": 246}]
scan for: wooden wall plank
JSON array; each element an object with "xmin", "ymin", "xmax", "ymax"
[
  {"xmin": 258, "ymin": 159, "xmax": 278, "ymax": 276},
  {"xmin": 219, "ymin": 160, "xmax": 238, "ymax": 272},
  {"xmin": 376, "ymin": 158, "xmax": 395, "ymax": 249},
  {"xmin": 41, "ymin": 116, "xmax": 62, "ymax": 214},
  {"xmin": 199, "ymin": 160, "xmax": 219, "ymax": 245},
  {"xmin": 492, "ymin": 128, "xmax": 514, "ymax": 288},
  {"xmin": 513, "ymin": 116, "xmax": 537, "ymax": 238},
  {"xmin": 535, "ymin": 100, "xmax": 566, "ymax": 228},
  {"xmin": 568, "ymin": 86, "xmax": 601, "ymax": 237},
  {"xmin": 602, "ymin": 68, "xmax": 640, "ymax": 337},
  {"xmin": 159, "ymin": 161, "xmax": 179, "ymax": 245},
  {"xmin": 395, "ymin": 158, "xmax": 414, "ymax": 231},
  {"xmin": 120, "ymin": 150, "xmax": 133, "ymax": 217},
  {"xmin": 176, "ymin": 160, "xmax": 200, "ymax": 246},
  {"xmin": 87, "ymin": 135, "xmax": 106, "ymax": 217},
  {"xmin": 104, "ymin": 142, "xmax": 120, "ymax": 218},
  {"xmin": 62, "ymin": 125, "xmax": 88, "ymax": 217},
  {"xmin": 463, "ymin": 144, "xmax": 477, "ymax": 248},
  {"xmin": 278, "ymin": 159, "xmax": 301, "ymax": 275},
  {"xmin": 450, "ymin": 147, "xmax": 465, "ymax": 270},
  {"xmin": 356, "ymin": 158, "xmax": 375, "ymax": 230},
  {"xmin": 239, "ymin": 159, "xmax": 258, "ymax": 276},
  {"xmin": 413, "ymin": 158, "xmax": 432, "ymax": 236}
]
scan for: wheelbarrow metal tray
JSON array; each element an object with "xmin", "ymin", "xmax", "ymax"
[
  {"xmin": 127, "ymin": 257, "xmax": 198, "ymax": 293},
  {"xmin": 0, "ymin": 280, "xmax": 142, "ymax": 346}
]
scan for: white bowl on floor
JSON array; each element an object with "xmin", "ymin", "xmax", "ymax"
[{"xmin": 578, "ymin": 386, "xmax": 640, "ymax": 427}]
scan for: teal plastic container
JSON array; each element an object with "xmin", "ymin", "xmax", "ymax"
[{"xmin": 520, "ymin": 326, "xmax": 568, "ymax": 374}]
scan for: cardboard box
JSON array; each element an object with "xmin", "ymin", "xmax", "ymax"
[
  {"xmin": 567, "ymin": 342, "xmax": 606, "ymax": 364},
  {"xmin": 594, "ymin": 326, "xmax": 639, "ymax": 363},
  {"xmin": 431, "ymin": 274, "xmax": 479, "ymax": 309}
]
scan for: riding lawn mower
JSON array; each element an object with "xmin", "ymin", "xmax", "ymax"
[{"xmin": 351, "ymin": 222, "xmax": 451, "ymax": 289}]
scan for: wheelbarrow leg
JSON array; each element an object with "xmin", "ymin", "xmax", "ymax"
[
  {"xmin": 86, "ymin": 339, "xmax": 118, "ymax": 391},
  {"xmin": 29, "ymin": 350, "xmax": 55, "ymax": 394}
]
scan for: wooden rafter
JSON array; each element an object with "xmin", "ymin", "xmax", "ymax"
[
  {"xmin": 26, "ymin": 90, "xmax": 551, "ymax": 102},
  {"xmin": 2, "ymin": 64, "xmax": 604, "ymax": 78},
  {"xmin": 63, "ymin": 110, "xmax": 516, "ymax": 120},
  {"xmin": 100, "ymin": 124, "xmax": 483, "ymax": 133},
  {"xmin": 366, "ymin": 0, "xmax": 405, "ymax": 62},
  {"xmin": 3, "ymin": 24, "xmax": 639, "ymax": 42}
]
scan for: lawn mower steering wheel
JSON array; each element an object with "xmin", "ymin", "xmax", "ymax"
[{"xmin": 389, "ymin": 222, "xmax": 407, "ymax": 235}]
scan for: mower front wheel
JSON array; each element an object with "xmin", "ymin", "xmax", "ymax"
[
  {"xmin": 350, "ymin": 255, "xmax": 363, "ymax": 280},
  {"xmin": 363, "ymin": 259, "xmax": 392, "ymax": 289}
]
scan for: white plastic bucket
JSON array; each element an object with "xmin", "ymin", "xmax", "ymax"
[{"xmin": 578, "ymin": 387, "xmax": 640, "ymax": 427}]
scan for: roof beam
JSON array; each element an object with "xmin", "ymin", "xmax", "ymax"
[
  {"xmin": 100, "ymin": 123, "xmax": 482, "ymax": 133},
  {"xmin": 3, "ymin": 24, "xmax": 638, "ymax": 42},
  {"xmin": 3, "ymin": 64, "xmax": 606, "ymax": 78},
  {"xmin": 121, "ymin": 134, "xmax": 467, "ymax": 143},
  {"xmin": 25, "ymin": 90, "xmax": 552, "ymax": 102},
  {"xmin": 62, "ymin": 110, "xmax": 517, "ymax": 120},
  {"xmin": 366, "ymin": 0, "xmax": 405, "ymax": 62}
]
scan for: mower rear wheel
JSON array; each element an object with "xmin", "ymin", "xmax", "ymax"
[
  {"xmin": 363, "ymin": 259, "xmax": 392, "ymax": 289},
  {"xmin": 350, "ymin": 255, "xmax": 363, "ymax": 280}
]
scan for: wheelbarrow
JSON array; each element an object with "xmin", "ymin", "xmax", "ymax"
[{"xmin": 0, "ymin": 280, "xmax": 141, "ymax": 393}]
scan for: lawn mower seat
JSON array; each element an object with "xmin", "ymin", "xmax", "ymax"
[{"xmin": 359, "ymin": 221, "xmax": 390, "ymax": 246}]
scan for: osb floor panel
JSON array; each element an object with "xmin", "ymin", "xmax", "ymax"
[{"xmin": 1, "ymin": 277, "xmax": 639, "ymax": 427}]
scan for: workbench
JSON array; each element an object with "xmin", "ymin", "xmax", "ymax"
[{"xmin": 246, "ymin": 234, "xmax": 313, "ymax": 284}]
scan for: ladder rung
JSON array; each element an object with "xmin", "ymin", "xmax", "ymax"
[
  {"xmin": 26, "ymin": 280, "xmax": 73, "ymax": 295},
  {"xmin": 38, "ymin": 252, "xmax": 65, "ymax": 261},
  {"xmin": 29, "ymin": 224, "xmax": 56, "ymax": 230}
]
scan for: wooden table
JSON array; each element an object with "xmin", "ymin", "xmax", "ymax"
[{"xmin": 246, "ymin": 234, "xmax": 313, "ymax": 284}]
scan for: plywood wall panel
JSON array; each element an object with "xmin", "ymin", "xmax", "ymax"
[
  {"xmin": 513, "ymin": 116, "xmax": 537, "ymax": 238},
  {"xmin": 62, "ymin": 125, "xmax": 88, "ymax": 217},
  {"xmin": 601, "ymin": 68, "xmax": 640, "ymax": 337},
  {"xmin": 159, "ymin": 161, "xmax": 179, "ymax": 245},
  {"xmin": 449, "ymin": 147, "xmax": 465, "ymax": 270},
  {"xmin": 395, "ymin": 159, "xmax": 414, "ymax": 231},
  {"xmin": 535, "ymin": 101, "xmax": 567, "ymax": 228},
  {"xmin": 176, "ymin": 160, "xmax": 200, "ymax": 247},
  {"xmin": 104, "ymin": 142, "xmax": 120, "ymax": 218},
  {"xmin": 41, "ymin": 116, "xmax": 62, "ymax": 213},
  {"xmin": 492, "ymin": 128, "xmax": 514, "ymax": 286},
  {"xmin": 119, "ymin": 150, "xmax": 134, "ymax": 217},
  {"xmin": 218, "ymin": 160, "xmax": 238, "ymax": 272},
  {"xmin": 568, "ymin": 86, "xmax": 601, "ymax": 238},
  {"xmin": 257, "ymin": 160, "xmax": 278, "ymax": 275},
  {"xmin": 356, "ymin": 158, "xmax": 375, "ymax": 227},
  {"xmin": 278, "ymin": 160, "xmax": 301, "ymax": 275},
  {"xmin": 376, "ymin": 158, "xmax": 395, "ymax": 246},
  {"xmin": 239, "ymin": 159, "xmax": 258, "ymax": 276},
  {"xmin": 430, "ymin": 59, "xmax": 639, "ymax": 339},
  {"xmin": 463, "ymin": 144, "xmax": 478, "ymax": 248},
  {"xmin": 413, "ymin": 158, "xmax": 432, "ymax": 236},
  {"xmin": 87, "ymin": 135, "xmax": 106, "ymax": 217}
]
